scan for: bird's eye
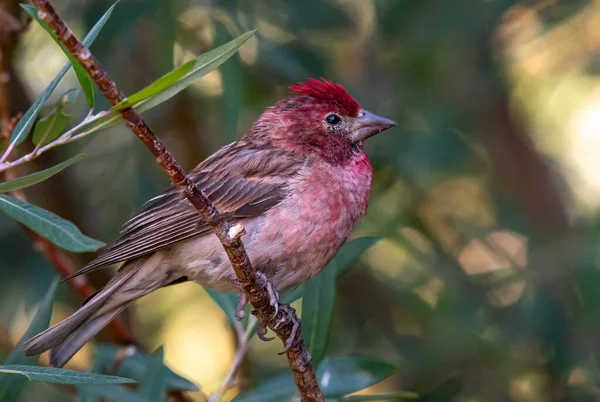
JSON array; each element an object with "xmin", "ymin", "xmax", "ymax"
[{"xmin": 325, "ymin": 114, "xmax": 342, "ymax": 126}]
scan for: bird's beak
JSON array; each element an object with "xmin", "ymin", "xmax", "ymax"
[{"xmin": 352, "ymin": 109, "xmax": 397, "ymax": 143}]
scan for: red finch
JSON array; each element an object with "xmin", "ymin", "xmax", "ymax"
[{"xmin": 22, "ymin": 78, "xmax": 396, "ymax": 367}]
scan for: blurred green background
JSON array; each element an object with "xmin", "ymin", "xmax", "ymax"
[{"xmin": 2, "ymin": 0, "xmax": 600, "ymax": 400}]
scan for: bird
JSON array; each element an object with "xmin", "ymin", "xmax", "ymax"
[{"xmin": 22, "ymin": 78, "xmax": 396, "ymax": 368}]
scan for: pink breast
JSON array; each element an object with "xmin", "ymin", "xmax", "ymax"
[{"xmin": 248, "ymin": 152, "xmax": 373, "ymax": 290}]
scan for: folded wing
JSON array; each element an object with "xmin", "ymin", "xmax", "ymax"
[{"xmin": 62, "ymin": 141, "xmax": 306, "ymax": 282}]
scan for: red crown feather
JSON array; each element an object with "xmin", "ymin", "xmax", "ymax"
[{"xmin": 289, "ymin": 78, "xmax": 360, "ymax": 117}]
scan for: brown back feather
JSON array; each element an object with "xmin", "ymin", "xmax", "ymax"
[{"xmin": 61, "ymin": 141, "xmax": 305, "ymax": 282}]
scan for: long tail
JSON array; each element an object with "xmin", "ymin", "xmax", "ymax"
[{"xmin": 22, "ymin": 257, "xmax": 163, "ymax": 367}]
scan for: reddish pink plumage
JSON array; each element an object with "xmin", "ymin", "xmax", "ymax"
[
  {"xmin": 22, "ymin": 78, "xmax": 394, "ymax": 368},
  {"xmin": 289, "ymin": 78, "xmax": 361, "ymax": 117}
]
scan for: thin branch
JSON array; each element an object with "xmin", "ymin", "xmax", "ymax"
[
  {"xmin": 31, "ymin": 1, "xmax": 323, "ymax": 401},
  {"xmin": 34, "ymin": 236, "xmax": 137, "ymax": 344},
  {"xmin": 209, "ymin": 318, "xmax": 258, "ymax": 402},
  {"xmin": 0, "ymin": 112, "xmax": 102, "ymax": 173},
  {"xmin": 0, "ymin": 8, "xmax": 191, "ymax": 402}
]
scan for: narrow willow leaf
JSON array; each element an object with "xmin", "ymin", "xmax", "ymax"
[
  {"xmin": 215, "ymin": 22, "xmax": 243, "ymax": 143},
  {"xmin": 0, "ymin": 365, "xmax": 135, "ymax": 385},
  {"xmin": 114, "ymin": 30, "xmax": 256, "ymax": 110},
  {"xmin": 301, "ymin": 237, "xmax": 380, "ymax": 366},
  {"xmin": 78, "ymin": 385, "xmax": 147, "ymax": 402},
  {"xmin": 338, "ymin": 391, "xmax": 418, "ymax": 401},
  {"xmin": 330, "ymin": 237, "xmax": 380, "ymax": 276},
  {"xmin": 280, "ymin": 285, "xmax": 304, "ymax": 305},
  {"xmin": 302, "ymin": 264, "xmax": 336, "ymax": 367},
  {"xmin": 9, "ymin": 2, "xmax": 116, "ymax": 148},
  {"xmin": 317, "ymin": 357, "xmax": 398, "ymax": 398},
  {"xmin": 32, "ymin": 89, "xmax": 79, "ymax": 146},
  {"xmin": 231, "ymin": 372, "xmax": 296, "ymax": 402},
  {"xmin": 66, "ymin": 30, "xmax": 256, "ymax": 139},
  {"xmin": 205, "ymin": 287, "xmax": 240, "ymax": 325},
  {"xmin": 94, "ymin": 344, "xmax": 198, "ymax": 392},
  {"xmin": 139, "ymin": 347, "xmax": 168, "ymax": 402},
  {"xmin": 0, "ymin": 154, "xmax": 85, "ymax": 193},
  {"xmin": 0, "ymin": 194, "xmax": 105, "ymax": 252},
  {"xmin": 0, "ymin": 278, "xmax": 59, "ymax": 402},
  {"xmin": 21, "ymin": 6, "xmax": 95, "ymax": 107}
]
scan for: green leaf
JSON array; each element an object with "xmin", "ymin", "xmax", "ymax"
[
  {"xmin": 114, "ymin": 30, "xmax": 255, "ymax": 110},
  {"xmin": 233, "ymin": 355, "xmax": 397, "ymax": 402},
  {"xmin": 205, "ymin": 287, "xmax": 240, "ymax": 325},
  {"xmin": 301, "ymin": 237, "xmax": 380, "ymax": 366},
  {"xmin": 0, "ymin": 154, "xmax": 85, "ymax": 193},
  {"xmin": 231, "ymin": 372, "xmax": 296, "ymax": 402},
  {"xmin": 330, "ymin": 237, "xmax": 381, "ymax": 276},
  {"xmin": 94, "ymin": 344, "xmax": 198, "ymax": 392},
  {"xmin": 317, "ymin": 356, "xmax": 398, "ymax": 398},
  {"xmin": 78, "ymin": 385, "xmax": 147, "ymax": 402},
  {"xmin": 215, "ymin": 22, "xmax": 243, "ymax": 143},
  {"xmin": 0, "ymin": 365, "xmax": 135, "ymax": 385},
  {"xmin": 0, "ymin": 194, "xmax": 105, "ymax": 252},
  {"xmin": 337, "ymin": 391, "xmax": 418, "ymax": 401},
  {"xmin": 280, "ymin": 285, "xmax": 304, "ymax": 305},
  {"xmin": 32, "ymin": 89, "xmax": 79, "ymax": 146},
  {"xmin": 0, "ymin": 278, "xmax": 59, "ymax": 402},
  {"xmin": 139, "ymin": 347, "xmax": 168, "ymax": 402},
  {"xmin": 302, "ymin": 261, "xmax": 336, "ymax": 367},
  {"xmin": 21, "ymin": 6, "xmax": 95, "ymax": 107},
  {"xmin": 284, "ymin": 237, "xmax": 380, "ymax": 305},
  {"xmin": 68, "ymin": 30, "xmax": 256, "ymax": 138},
  {"xmin": 8, "ymin": 3, "xmax": 116, "ymax": 149}
]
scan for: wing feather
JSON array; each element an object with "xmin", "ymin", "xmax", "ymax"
[{"xmin": 62, "ymin": 142, "xmax": 305, "ymax": 282}]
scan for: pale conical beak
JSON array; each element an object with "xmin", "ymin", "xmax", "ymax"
[{"xmin": 352, "ymin": 109, "xmax": 397, "ymax": 143}]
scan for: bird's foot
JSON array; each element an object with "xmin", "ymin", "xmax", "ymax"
[
  {"xmin": 249, "ymin": 299, "xmax": 299, "ymax": 353},
  {"xmin": 234, "ymin": 270, "xmax": 298, "ymax": 352},
  {"xmin": 256, "ymin": 317, "xmax": 275, "ymax": 341},
  {"xmin": 274, "ymin": 304, "xmax": 300, "ymax": 354},
  {"xmin": 234, "ymin": 271, "xmax": 279, "ymax": 321},
  {"xmin": 256, "ymin": 271, "xmax": 279, "ymax": 319}
]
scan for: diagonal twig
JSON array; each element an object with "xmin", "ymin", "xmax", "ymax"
[{"xmin": 30, "ymin": 1, "xmax": 323, "ymax": 400}]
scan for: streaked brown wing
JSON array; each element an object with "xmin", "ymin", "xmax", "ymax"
[{"xmin": 62, "ymin": 141, "xmax": 305, "ymax": 282}]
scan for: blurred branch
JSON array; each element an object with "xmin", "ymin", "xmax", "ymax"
[
  {"xmin": 33, "ymin": 236, "xmax": 137, "ymax": 344},
  {"xmin": 31, "ymin": 1, "xmax": 324, "ymax": 401},
  {"xmin": 208, "ymin": 318, "xmax": 257, "ymax": 402},
  {"xmin": 0, "ymin": 4, "xmax": 167, "ymax": 399},
  {"xmin": 0, "ymin": 109, "xmax": 103, "ymax": 174},
  {"xmin": 0, "ymin": 28, "xmax": 136, "ymax": 349}
]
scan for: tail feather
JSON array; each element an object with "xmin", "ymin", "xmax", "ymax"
[
  {"xmin": 49, "ymin": 306, "xmax": 125, "ymax": 368},
  {"xmin": 21, "ymin": 257, "xmax": 163, "ymax": 367}
]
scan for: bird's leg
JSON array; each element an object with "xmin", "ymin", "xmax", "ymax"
[
  {"xmin": 255, "ymin": 271, "xmax": 279, "ymax": 319},
  {"xmin": 253, "ymin": 310, "xmax": 275, "ymax": 341},
  {"xmin": 273, "ymin": 304, "xmax": 300, "ymax": 353},
  {"xmin": 232, "ymin": 270, "xmax": 285, "ymax": 343},
  {"xmin": 232, "ymin": 270, "xmax": 279, "ymax": 320}
]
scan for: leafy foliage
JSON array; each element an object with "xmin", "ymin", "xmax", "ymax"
[
  {"xmin": 3, "ymin": 0, "xmax": 596, "ymax": 401},
  {"xmin": 93, "ymin": 345, "xmax": 198, "ymax": 392},
  {"xmin": 232, "ymin": 356, "xmax": 397, "ymax": 402},
  {"xmin": 0, "ymin": 155, "xmax": 85, "ymax": 193},
  {"xmin": 67, "ymin": 29, "xmax": 257, "ymax": 140},
  {"xmin": 21, "ymin": 5, "xmax": 96, "ymax": 107},
  {"xmin": 32, "ymin": 89, "xmax": 79, "ymax": 146},
  {"xmin": 0, "ymin": 365, "xmax": 135, "ymax": 385},
  {"xmin": 301, "ymin": 237, "xmax": 379, "ymax": 366},
  {"xmin": 8, "ymin": 2, "xmax": 115, "ymax": 148},
  {"xmin": 0, "ymin": 194, "xmax": 104, "ymax": 252},
  {"xmin": 0, "ymin": 279, "xmax": 58, "ymax": 402}
]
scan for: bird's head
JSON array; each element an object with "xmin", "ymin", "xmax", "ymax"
[{"xmin": 247, "ymin": 78, "xmax": 396, "ymax": 164}]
